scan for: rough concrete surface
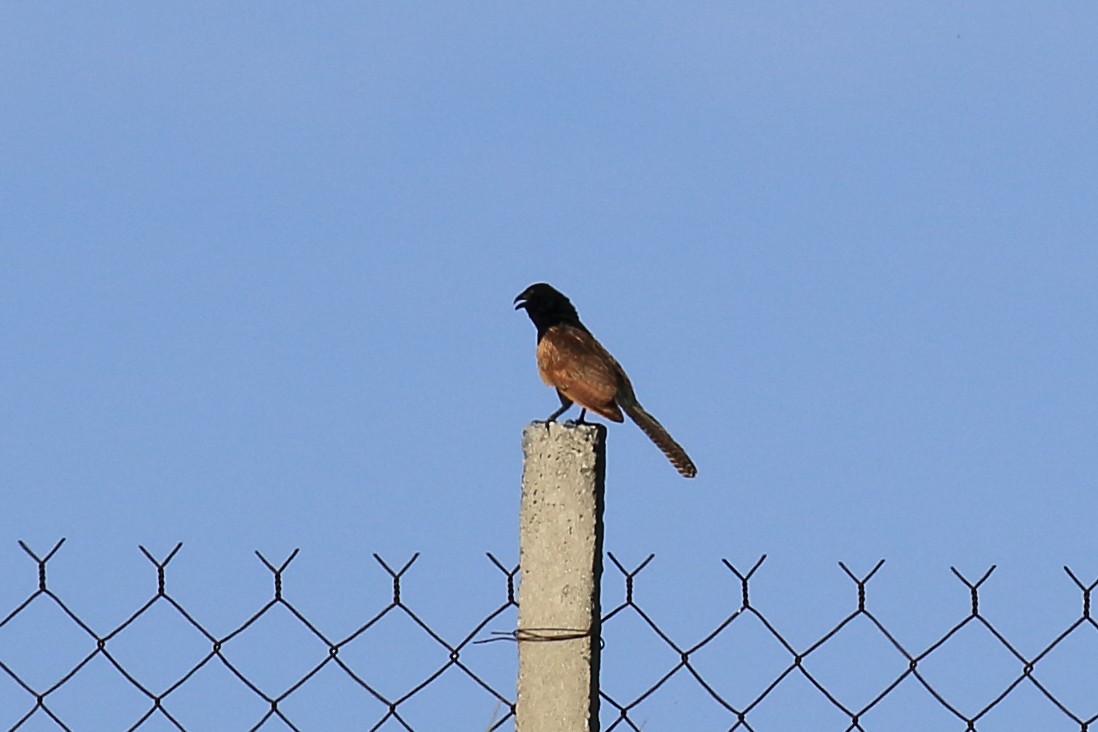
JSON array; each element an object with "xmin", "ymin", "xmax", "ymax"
[{"xmin": 516, "ymin": 422, "xmax": 606, "ymax": 732}]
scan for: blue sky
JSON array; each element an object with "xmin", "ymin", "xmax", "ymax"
[{"xmin": 2, "ymin": 3, "xmax": 1097, "ymax": 730}]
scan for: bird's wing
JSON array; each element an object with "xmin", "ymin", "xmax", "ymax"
[{"xmin": 536, "ymin": 325, "xmax": 625, "ymax": 422}]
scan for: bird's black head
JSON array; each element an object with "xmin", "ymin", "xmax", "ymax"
[{"xmin": 514, "ymin": 282, "xmax": 584, "ymax": 336}]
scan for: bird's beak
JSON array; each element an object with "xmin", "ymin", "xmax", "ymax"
[{"xmin": 513, "ymin": 293, "xmax": 527, "ymax": 310}]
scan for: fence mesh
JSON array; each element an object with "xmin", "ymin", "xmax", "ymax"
[{"xmin": 1, "ymin": 539, "xmax": 1096, "ymax": 731}]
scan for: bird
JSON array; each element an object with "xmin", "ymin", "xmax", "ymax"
[{"xmin": 514, "ymin": 283, "xmax": 697, "ymax": 478}]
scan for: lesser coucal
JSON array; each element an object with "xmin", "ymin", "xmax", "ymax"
[{"xmin": 514, "ymin": 283, "xmax": 697, "ymax": 478}]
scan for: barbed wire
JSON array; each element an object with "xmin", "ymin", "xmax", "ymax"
[{"xmin": 2, "ymin": 540, "xmax": 1097, "ymax": 731}]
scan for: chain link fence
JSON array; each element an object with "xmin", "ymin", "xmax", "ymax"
[{"xmin": 2, "ymin": 539, "xmax": 1096, "ymax": 731}]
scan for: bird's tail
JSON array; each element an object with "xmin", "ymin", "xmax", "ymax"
[{"xmin": 619, "ymin": 398, "xmax": 697, "ymax": 478}]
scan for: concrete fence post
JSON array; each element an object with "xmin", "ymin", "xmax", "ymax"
[{"xmin": 516, "ymin": 422, "xmax": 606, "ymax": 732}]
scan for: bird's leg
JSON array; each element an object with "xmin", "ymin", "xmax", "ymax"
[
  {"xmin": 545, "ymin": 392, "xmax": 573, "ymax": 424},
  {"xmin": 572, "ymin": 408, "xmax": 588, "ymax": 425}
]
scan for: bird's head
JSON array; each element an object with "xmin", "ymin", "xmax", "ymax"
[{"xmin": 514, "ymin": 283, "xmax": 582, "ymax": 332}]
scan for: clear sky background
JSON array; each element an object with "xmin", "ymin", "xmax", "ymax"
[{"xmin": 2, "ymin": 3, "xmax": 1097, "ymax": 731}]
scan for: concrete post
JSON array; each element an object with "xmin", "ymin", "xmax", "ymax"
[{"xmin": 517, "ymin": 422, "xmax": 605, "ymax": 732}]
